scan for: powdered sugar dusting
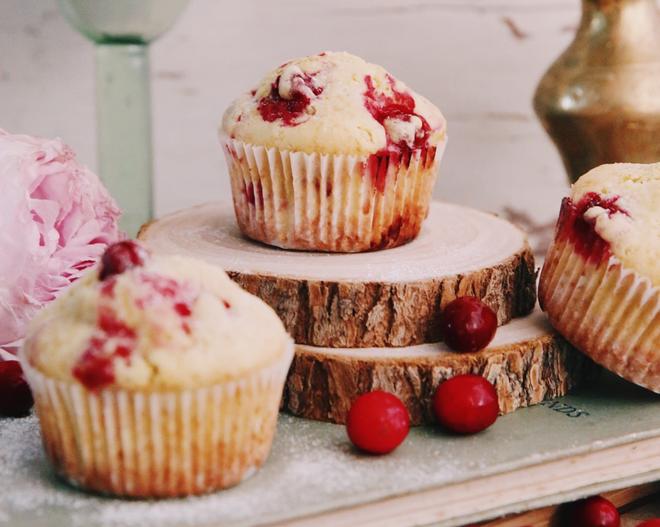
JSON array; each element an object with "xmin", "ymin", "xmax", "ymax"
[
  {"xmin": 0, "ymin": 417, "xmax": 90, "ymax": 524},
  {"xmin": 0, "ymin": 415, "xmax": 469, "ymax": 527},
  {"xmin": 3, "ymin": 383, "xmax": 660, "ymax": 527}
]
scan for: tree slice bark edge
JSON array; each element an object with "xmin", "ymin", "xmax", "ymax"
[
  {"xmin": 228, "ymin": 244, "xmax": 537, "ymax": 348},
  {"xmin": 282, "ymin": 334, "xmax": 591, "ymax": 426}
]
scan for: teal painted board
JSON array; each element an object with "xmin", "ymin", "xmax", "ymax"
[{"xmin": 1, "ymin": 372, "xmax": 659, "ymax": 527}]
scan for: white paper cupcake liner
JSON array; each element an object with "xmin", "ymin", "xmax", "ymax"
[
  {"xmin": 540, "ymin": 239, "xmax": 660, "ymax": 392},
  {"xmin": 21, "ymin": 342, "xmax": 294, "ymax": 498},
  {"xmin": 221, "ymin": 137, "xmax": 446, "ymax": 252}
]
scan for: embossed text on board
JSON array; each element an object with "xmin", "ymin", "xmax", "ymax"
[{"xmin": 539, "ymin": 400, "xmax": 590, "ymax": 418}]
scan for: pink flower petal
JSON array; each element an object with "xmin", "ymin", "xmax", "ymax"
[{"xmin": 0, "ymin": 129, "xmax": 122, "ymax": 346}]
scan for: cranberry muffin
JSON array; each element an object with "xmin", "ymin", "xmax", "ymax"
[
  {"xmin": 221, "ymin": 51, "xmax": 447, "ymax": 252},
  {"xmin": 21, "ymin": 241, "xmax": 293, "ymax": 497},
  {"xmin": 539, "ymin": 163, "xmax": 659, "ymax": 392}
]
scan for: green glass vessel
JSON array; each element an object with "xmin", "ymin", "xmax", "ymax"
[{"xmin": 59, "ymin": 0, "xmax": 189, "ymax": 235}]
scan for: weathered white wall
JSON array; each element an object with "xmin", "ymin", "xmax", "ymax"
[{"xmin": 0, "ymin": 0, "xmax": 580, "ymax": 229}]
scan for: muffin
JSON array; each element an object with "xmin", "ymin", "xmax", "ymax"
[
  {"xmin": 539, "ymin": 163, "xmax": 659, "ymax": 392},
  {"xmin": 20, "ymin": 240, "xmax": 293, "ymax": 497},
  {"xmin": 221, "ymin": 51, "xmax": 447, "ymax": 252}
]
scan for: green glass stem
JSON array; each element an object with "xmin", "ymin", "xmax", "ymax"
[{"xmin": 95, "ymin": 43, "xmax": 153, "ymax": 236}]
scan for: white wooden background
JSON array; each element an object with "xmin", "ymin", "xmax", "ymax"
[{"xmin": 0, "ymin": 0, "xmax": 580, "ymax": 227}]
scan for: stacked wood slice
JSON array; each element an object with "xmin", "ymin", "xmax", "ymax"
[{"xmin": 140, "ymin": 201, "xmax": 589, "ymax": 425}]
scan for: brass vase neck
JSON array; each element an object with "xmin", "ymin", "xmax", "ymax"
[
  {"xmin": 577, "ymin": 0, "xmax": 660, "ymax": 61},
  {"xmin": 581, "ymin": 0, "xmax": 658, "ymax": 18},
  {"xmin": 583, "ymin": 0, "xmax": 655, "ymax": 7}
]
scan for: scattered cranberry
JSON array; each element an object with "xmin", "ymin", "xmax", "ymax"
[
  {"xmin": 637, "ymin": 520, "xmax": 660, "ymax": 527},
  {"xmin": 99, "ymin": 240, "xmax": 148, "ymax": 281},
  {"xmin": 440, "ymin": 296, "xmax": 497, "ymax": 352},
  {"xmin": 346, "ymin": 391, "xmax": 410, "ymax": 455},
  {"xmin": 433, "ymin": 375, "xmax": 499, "ymax": 434},
  {"xmin": 571, "ymin": 496, "xmax": 620, "ymax": 527},
  {"xmin": 0, "ymin": 361, "xmax": 34, "ymax": 417}
]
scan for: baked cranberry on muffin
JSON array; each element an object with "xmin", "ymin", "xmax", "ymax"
[
  {"xmin": 21, "ymin": 240, "xmax": 293, "ymax": 497},
  {"xmin": 221, "ymin": 51, "xmax": 447, "ymax": 252},
  {"xmin": 539, "ymin": 163, "xmax": 659, "ymax": 392}
]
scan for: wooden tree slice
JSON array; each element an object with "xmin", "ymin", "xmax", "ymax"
[
  {"xmin": 283, "ymin": 310, "xmax": 592, "ymax": 426},
  {"xmin": 139, "ymin": 201, "xmax": 536, "ymax": 348}
]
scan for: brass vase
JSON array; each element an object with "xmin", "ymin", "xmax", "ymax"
[{"xmin": 534, "ymin": 0, "xmax": 660, "ymax": 183}]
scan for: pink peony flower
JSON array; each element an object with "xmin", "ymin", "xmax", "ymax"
[{"xmin": 0, "ymin": 129, "xmax": 122, "ymax": 352}]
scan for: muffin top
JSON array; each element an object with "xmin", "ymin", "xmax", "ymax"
[
  {"xmin": 22, "ymin": 241, "xmax": 290, "ymax": 391},
  {"xmin": 568, "ymin": 163, "xmax": 660, "ymax": 286},
  {"xmin": 221, "ymin": 51, "xmax": 446, "ymax": 156}
]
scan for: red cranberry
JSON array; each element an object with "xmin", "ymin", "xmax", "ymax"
[
  {"xmin": 637, "ymin": 521, "xmax": 660, "ymax": 527},
  {"xmin": 433, "ymin": 374, "xmax": 499, "ymax": 434},
  {"xmin": 72, "ymin": 308, "xmax": 137, "ymax": 391},
  {"xmin": 0, "ymin": 361, "xmax": 34, "ymax": 417},
  {"xmin": 556, "ymin": 192, "xmax": 627, "ymax": 264},
  {"xmin": 72, "ymin": 350, "xmax": 115, "ymax": 392},
  {"xmin": 257, "ymin": 72, "xmax": 323, "ymax": 126},
  {"xmin": 99, "ymin": 240, "xmax": 148, "ymax": 281},
  {"xmin": 346, "ymin": 390, "xmax": 410, "ymax": 455},
  {"xmin": 441, "ymin": 296, "xmax": 497, "ymax": 352},
  {"xmin": 571, "ymin": 496, "xmax": 620, "ymax": 527},
  {"xmin": 363, "ymin": 74, "xmax": 431, "ymax": 154}
]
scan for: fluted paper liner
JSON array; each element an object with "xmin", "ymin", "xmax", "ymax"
[
  {"xmin": 221, "ymin": 138, "xmax": 446, "ymax": 252},
  {"xmin": 21, "ymin": 343, "xmax": 294, "ymax": 498},
  {"xmin": 540, "ymin": 239, "xmax": 660, "ymax": 392}
]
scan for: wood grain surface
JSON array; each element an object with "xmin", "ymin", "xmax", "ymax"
[{"xmin": 283, "ymin": 310, "xmax": 590, "ymax": 425}]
